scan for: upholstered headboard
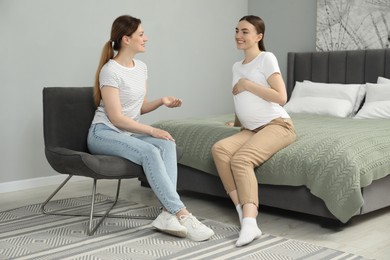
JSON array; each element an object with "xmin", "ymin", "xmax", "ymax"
[{"xmin": 287, "ymin": 49, "xmax": 390, "ymax": 99}]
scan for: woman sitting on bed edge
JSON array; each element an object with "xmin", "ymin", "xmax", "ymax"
[{"xmin": 211, "ymin": 15, "xmax": 297, "ymax": 247}]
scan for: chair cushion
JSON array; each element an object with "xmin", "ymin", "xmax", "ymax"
[
  {"xmin": 45, "ymin": 147, "xmax": 145, "ymax": 179},
  {"xmin": 45, "ymin": 146, "xmax": 184, "ymax": 179}
]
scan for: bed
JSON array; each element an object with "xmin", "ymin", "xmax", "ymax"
[{"xmin": 149, "ymin": 48, "xmax": 390, "ymax": 225}]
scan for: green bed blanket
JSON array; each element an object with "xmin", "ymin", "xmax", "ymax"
[{"xmin": 152, "ymin": 114, "xmax": 390, "ymax": 223}]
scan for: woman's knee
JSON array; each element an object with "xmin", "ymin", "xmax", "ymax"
[
  {"xmin": 157, "ymin": 140, "xmax": 177, "ymax": 159},
  {"xmin": 164, "ymin": 139, "xmax": 177, "ymax": 151},
  {"xmin": 211, "ymin": 139, "xmax": 227, "ymax": 156}
]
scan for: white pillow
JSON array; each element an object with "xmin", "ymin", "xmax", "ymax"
[
  {"xmin": 284, "ymin": 81, "xmax": 365, "ymax": 117},
  {"xmin": 303, "ymin": 80, "xmax": 366, "ymax": 115},
  {"xmin": 285, "ymin": 96, "xmax": 354, "ymax": 117},
  {"xmin": 377, "ymin": 76, "xmax": 390, "ymax": 84},
  {"xmin": 354, "ymin": 83, "xmax": 390, "ymax": 119}
]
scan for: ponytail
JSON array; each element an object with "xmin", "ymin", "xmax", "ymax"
[
  {"xmin": 93, "ymin": 41, "xmax": 114, "ymax": 107},
  {"xmin": 258, "ymin": 39, "xmax": 266, "ymax": 52}
]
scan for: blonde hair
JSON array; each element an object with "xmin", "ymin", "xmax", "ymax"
[{"xmin": 93, "ymin": 15, "xmax": 141, "ymax": 106}]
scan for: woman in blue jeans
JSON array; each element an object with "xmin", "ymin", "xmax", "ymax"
[{"xmin": 87, "ymin": 14, "xmax": 214, "ymax": 242}]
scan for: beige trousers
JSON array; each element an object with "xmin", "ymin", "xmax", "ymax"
[{"xmin": 211, "ymin": 117, "xmax": 296, "ymax": 207}]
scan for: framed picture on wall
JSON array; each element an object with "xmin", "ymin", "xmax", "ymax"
[{"xmin": 316, "ymin": 0, "xmax": 390, "ymax": 51}]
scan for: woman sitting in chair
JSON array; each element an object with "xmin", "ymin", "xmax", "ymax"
[{"xmin": 87, "ymin": 14, "xmax": 214, "ymax": 242}]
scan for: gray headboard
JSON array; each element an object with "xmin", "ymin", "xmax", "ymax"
[{"xmin": 287, "ymin": 49, "xmax": 390, "ymax": 99}]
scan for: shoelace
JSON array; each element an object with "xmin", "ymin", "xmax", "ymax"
[{"xmin": 179, "ymin": 214, "xmax": 200, "ymax": 228}]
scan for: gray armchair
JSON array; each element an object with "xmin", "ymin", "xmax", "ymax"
[{"xmin": 42, "ymin": 86, "xmax": 182, "ymax": 235}]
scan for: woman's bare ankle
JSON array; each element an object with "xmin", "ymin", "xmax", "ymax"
[
  {"xmin": 242, "ymin": 203, "xmax": 258, "ymax": 218},
  {"xmin": 175, "ymin": 208, "xmax": 190, "ymax": 218}
]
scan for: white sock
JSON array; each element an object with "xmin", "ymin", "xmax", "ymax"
[
  {"xmin": 235, "ymin": 204, "xmax": 243, "ymax": 225},
  {"xmin": 235, "ymin": 217, "xmax": 262, "ymax": 247}
]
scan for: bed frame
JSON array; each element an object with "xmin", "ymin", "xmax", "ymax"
[
  {"xmin": 145, "ymin": 49, "xmax": 390, "ymax": 225},
  {"xmin": 286, "ymin": 48, "xmax": 390, "ymax": 98}
]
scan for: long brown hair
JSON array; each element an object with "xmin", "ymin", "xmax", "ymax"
[
  {"xmin": 239, "ymin": 15, "xmax": 266, "ymax": 51},
  {"xmin": 93, "ymin": 15, "xmax": 142, "ymax": 106}
]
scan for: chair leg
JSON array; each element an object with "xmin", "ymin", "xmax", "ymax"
[
  {"xmin": 41, "ymin": 175, "xmax": 157, "ymax": 236},
  {"xmin": 41, "ymin": 175, "xmax": 73, "ymax": 214},
  {"xmin": 87, "ymin": 179, "xmax": 121, "ymax": 235}
]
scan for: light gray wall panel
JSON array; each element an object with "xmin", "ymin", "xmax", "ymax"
[{"xmin": 248, "ymin": 0, "xmax": 317, "ymax": 81}]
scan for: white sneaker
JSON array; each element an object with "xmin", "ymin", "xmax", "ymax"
[
  {"xmin": 179, "ymin": 214, "xmax": 215, "ymax": 242},
  {"xmin": 152, "ymin": 211, "xmax": 187, "ymax": 238}
]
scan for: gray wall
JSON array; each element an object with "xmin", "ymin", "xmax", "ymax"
[
  {"xmin": 248, "ymin": 0, "xmax": 317, "ymax": 81},
  {"xmin": 0, "ymin": 0, "xmax": 247, "ymax": 185},
  {"xmin": 0, "ymin": 0, "xmax": 317, "ymax": 188}
]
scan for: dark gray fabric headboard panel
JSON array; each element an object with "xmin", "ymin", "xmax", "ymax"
[{"xmin": 287, "ymin": 49, "xmax": 390, "ymax": 99}]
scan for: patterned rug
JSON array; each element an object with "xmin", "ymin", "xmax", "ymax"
[{"xmin": 0, "ymin": 194, "xmax": 369, "ymax": 260}]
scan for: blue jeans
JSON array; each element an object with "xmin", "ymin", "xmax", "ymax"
[{"xmin": 87, "ymin": 123, "xmax": 185, "ymax": 214}]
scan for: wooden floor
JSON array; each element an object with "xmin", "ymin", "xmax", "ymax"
[{"xmin": 1, "ymin": 178, "xmax": 389, "ymax": 260}]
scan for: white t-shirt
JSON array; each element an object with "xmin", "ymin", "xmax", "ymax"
[
  {"xmin": 91, "ymin": 59, "xmax": 147, "ymax": 134},
  {"xmin": 232, "ymin": 52, "xmax": 290, "ymax": 130}
]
